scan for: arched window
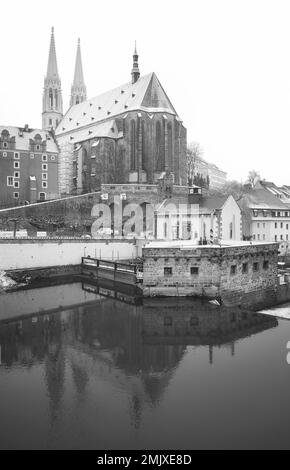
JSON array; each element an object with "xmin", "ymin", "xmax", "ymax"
[
  {"xmin": 55, "ymin": 89, "xmax": 58, "ymax": 108},
  {"xmin": 49, "ymin": 89, "xmax": 53, "ymax": 108},
  {"xmin": 155, "ymin": 121, "xmax": 164, "ymax": 171},
  {"xmin": 76, "ymin": 96, "xmax": 80, "ymax": 105},
  {"xmin": 168, "ymin": 123, "xmax": 173, "ymax": 171},
  {"xmin": 130, "ymin": 120, "xmax": 136, "ymax": 170}
]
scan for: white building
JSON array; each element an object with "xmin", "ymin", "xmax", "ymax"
[
  {"xmin": 239, "ymin": 188, "xmax": 290, "ymax": 256},
  {"xmin": 156, "ymin": 195, "xmax": 242, "ymax": 243}
]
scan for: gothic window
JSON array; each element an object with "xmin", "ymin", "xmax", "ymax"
[
  {"xmin": 49, "ymin": 89, "xmax": 53, "ymax": 108},
  {"xmin": 76, "ymin": 96, "xmax": 80, "ymax": 105},
  {"xmin": 55, "ymin": 89, "xmax": 58, "ymax": 108},
  {"xmin": 168, "ymin": 122, "xmax": 173, "ymax": 171},
  {"xmin": 142, "ymin": 121, "xmax": 146, "ymax": 170},
  {"xmin": 155, "ymin": 121, "xmax": 164, "ymax": 171},
  {"xmin": 130, "ymin": 120, "xmax": 136, "ymax": 171}
]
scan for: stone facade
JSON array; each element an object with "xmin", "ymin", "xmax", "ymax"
[
  {"xmin": 56, "ymin": 73, "xmax": 187, "ymax": 195},
  {"xmin": 142, "ymin": 241, "xmax": 278, "ymax": 306}
]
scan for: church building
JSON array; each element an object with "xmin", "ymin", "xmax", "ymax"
[{"xmin": 42, "ymin": 29, "xmax": 187, "ymax": 195}]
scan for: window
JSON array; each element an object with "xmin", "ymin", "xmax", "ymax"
[
  {"xmin": 42, "ymin": 164, "xmax": 47, "ymax": 171},
  {"xmin": 30, "ymin": 153, "xmax": 34, "ymax": 159},
  {"xmin": 14, "ymin": 181, "xmax": 19, "ymax": 189},
  {"xmin": 36, "ymin": 145, "xmax": 40, "ymax": 151},
  {"xmin": 42, "ymin": 181, "xmax": 48, "ymax": 189},
  {"xmin": 253, "ymin": 211, "xmax": 258, "ymax": 217},
  {"xmin": 14, "ymin": 152, "xmax": 20, "ymax": 159},
  {"xmin": 3, "ymin": 142, "xmax": 8, "ymax": 149},
  {"xmin": 257, "ymin": 234, "xmax": 260, "ymax": 241},
  {"xmin": 281, "ymin": 223, "xmax": 284, "ymax": 229},
  {"xmin": 42, "ymin": 155, "xmax": 47, "ymax": 161},
  {"xmin": 257, "ymin": 223, "xmax": 260, "ymax": 228},
  {"xmin": 281, "ymin": 235, "xmax": 283, "ymax": 241},
  {"xmin": 191, "ymin": 267, "xmax": 199, "ymax": 275},
  {"xmin": 231, "ymin": 265, "xmax": 237, "ymax": 275},
  {"xmin": 287, "ymin": 224, "xmax": 289, "ymax": 230},
  {"xmin": 39, "ymin": 192, "xmax": 46, "ymax": 201},
  {"xmin": 42, "ymin": 173, "xmax": 48, "ymax": 180},
  {"xmin": 14, "ymin": 161, "xmax": 20, "ymax": 169},
  {"xmin": 13, "ymin": 192, "xmax": 19, "ymax": 199},
  {"xmin": 3, "ymin": 152, "xmax": 7, "ymax": 157},
  {"xmin": 275, "ymin": 235, "xmax": 278, "ymax": 241},
  {"xmin": 14, "ymin": 172, "xmax": 19, "ymax": 179},
  {"xmin": 253, "ymin": 262, "xmax": 259, "ymax": 272},
  {"xmin": 164, "ymin": 267, "xmax": 173, "ymax": 276},
  {"xmin": 7, "ymin": 176, "xmax": 13, "ymax": 187},
  {"xmin": 275, "ymin": 223, "xmax": 278, "ymax": 229},
  {"xmin": 242, "ymin": 263, "xmax": 248, "ymax": 274},
  {"xmin": 51, "ymin": 155, "xmax": 56, "ymax": 161},
  {"xmin": 263, "ymin": 261, "xmax": 269, "ymax": 270}
]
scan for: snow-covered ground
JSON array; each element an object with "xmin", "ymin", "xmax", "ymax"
[{"xmin": 0, "ymin": 271, "xmax": 17, "ymax": 292}]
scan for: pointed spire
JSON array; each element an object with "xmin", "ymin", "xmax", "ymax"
[
  {"xmin": 70, "ymin": 38, "xmax": 87, "ymax": 107},
  {"xmin": 131, "ymin": 41, "xmax": 140, "ymax": 84},
  {"xmin": 73, "ymin": 38, "xmax": 85, "ymax": 86},
  {"xmin": 47, "ymin": 26, "xmax": 59, "ymax": 78},
  {"xmin": 42, "ymin": 27, "xmax": 63, "ymax": 131}
]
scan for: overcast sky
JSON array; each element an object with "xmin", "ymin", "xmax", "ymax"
[{"xmin": 1, "ymin": 0, "xmax": 290, "ymax": 185}]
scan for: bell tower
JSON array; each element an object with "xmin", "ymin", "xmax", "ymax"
[{"xmin": 42, "ymin": 27, "xmax": 63, "ymax": 131}]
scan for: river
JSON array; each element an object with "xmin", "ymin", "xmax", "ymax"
[{"xmin": 0, "ymin": 282, "xmax": 290, "ymax": 450}]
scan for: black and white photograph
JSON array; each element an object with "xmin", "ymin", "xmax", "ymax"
[{"xmin": 1, "ymin": 0, "xmax": 290, "ymax": 453}]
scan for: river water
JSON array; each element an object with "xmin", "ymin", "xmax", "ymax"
[{"xmin": 0, "ymin": 282, "xmax": 290, "ymax": 450}]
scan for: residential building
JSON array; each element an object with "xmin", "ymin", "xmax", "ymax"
[
  {"xmin": 238, "ymin": 187, "xmax": 290, "ymax": 256},
  {"xmin": 191, "ymin": 154, "xmax": 227, "ymax": 190},
  {"xmin": 0, "ymin": 125, "xmax": 59, "ymax": 208}
]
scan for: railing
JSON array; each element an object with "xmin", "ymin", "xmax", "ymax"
[{"xmin": 82, "ymin": 257, "xmax": 138, "ymax": 274}]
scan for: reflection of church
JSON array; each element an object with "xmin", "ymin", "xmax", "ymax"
[
  {"xmin": 43, "ymin": 29, "xmax": 187, "ymax": 195},
  {"xmin": 0, "ymin": 295, "xmax": 278, "ymax": 429}
]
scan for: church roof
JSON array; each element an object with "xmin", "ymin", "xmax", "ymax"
[
  {"xmin": 0, "ymin": 126, "xmax": 58, "ymax": 153},
  {"xmin": 56, "ymin": 72, "xmax": 179, "ymax": 138}
]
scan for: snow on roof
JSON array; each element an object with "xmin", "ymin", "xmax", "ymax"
[
  {"xmin": 56, "ymin": 72, "xmax": 178, "ymax": 139},
  {"xmin": 0, "ymin": 126, "xmax": 58, "ymax": 153}
]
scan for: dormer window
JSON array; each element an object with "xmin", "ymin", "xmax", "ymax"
[
  {"xmin": 3, "ymin": 142, "xmax": 8, "ymax": 149},
  {"xmin": 36, "ymin": 145, "xmax": 40, "ymax": 151}
]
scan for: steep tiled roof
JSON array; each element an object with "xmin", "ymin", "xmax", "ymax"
[
  {"xmin": 199, "ymin": 196, "xmax": 228, "ymax": 211},
  {"xmin": 239, "ymin": 188, "xmax": 289, "ymax": 210},
  {"xmin": 0, "ymin": 126, "xmax": 58, "ymax": 153},
  {"xmin": 56, "ymin": 72, "xmax": 178, "ymax": 138}
]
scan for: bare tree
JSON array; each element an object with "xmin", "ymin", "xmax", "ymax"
[
  {"xmin": 208, "ymin": 180, "xmax": 246, "ymax": 199},
  {"xmin": 187, "ymin": 142, "xmax": 204, "ymax": 186},
  {"xmin": 247, "ymin": 170, "xmax": 261, "ymax": 188}
]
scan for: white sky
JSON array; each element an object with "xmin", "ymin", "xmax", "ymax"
[{"xmin": 1, "ymin": 0, "xmax": 290, "ymax": 185}]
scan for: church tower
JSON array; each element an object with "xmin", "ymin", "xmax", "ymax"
[
  {"xmin": 42, "ymin": 27, "xmax": 63, "ymax": 131},
  {"xmin": 131, "ymin": 42, "xmax": 140, "ymax": 84},
  {"xmin": 70, "ymin": 39, "xmax": 87, "ymax": 107}
]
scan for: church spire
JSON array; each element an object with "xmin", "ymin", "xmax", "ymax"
[
  {"xmin": 47, "ymin": 27, "xmax": 59, "ymax": 78},
  {"xmin": 131, "ymin": 41, "xmax": 140, "ymax": 84},
  {"xmin": 70, "ymin": 38, "xmax": 87, "ymax": 107},
  {"xmin": 42, "ymin": 27, "xmax": 63, "ymax": 131}
]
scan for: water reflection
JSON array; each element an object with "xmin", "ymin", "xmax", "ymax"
[{"xmin": 0, "ymin": 283, "xmax": 280, "ymax": 449}]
